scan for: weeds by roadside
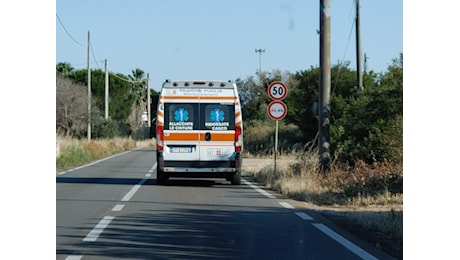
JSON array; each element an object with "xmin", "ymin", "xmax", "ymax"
[{"xmin": 56, "ymin": 137, "xmax": 155, "ymax": 173}]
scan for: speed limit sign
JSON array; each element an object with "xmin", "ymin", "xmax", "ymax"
[
  {"xmin": 267, "ymin": 100, "xmax": 287, "ymax": 120},
  {"xmin": 267, "ymin": 81, "xmax": 288, "ymax": 101}
]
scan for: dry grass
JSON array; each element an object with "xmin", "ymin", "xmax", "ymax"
[
  {"xmin": 56, "ymin": 137, "xmax": 155, "ymax": 173},
  {"xmin": 247, "ymin": 153, "xmax": 403, "ymax": 207}
]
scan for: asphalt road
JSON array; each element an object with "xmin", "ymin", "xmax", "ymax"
[{"xmin": 56, "ymin": 147, "xmax": 394, "ymax": 259}]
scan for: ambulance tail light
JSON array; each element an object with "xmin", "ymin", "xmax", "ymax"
[
  {"xmin": 156, "ymin": 125, "xmax": 164, "ymax": 152},
  {"xmin": 235, "ymin": 126, "xmax": 242, "ymax": 152}
]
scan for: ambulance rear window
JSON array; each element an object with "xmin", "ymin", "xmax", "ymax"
[
  {"xmin": 201, "ymin": 103, "xmax": 235, "ymax": 131},
  {"xmin": 164, "ymin": 103, "xmax": 198, "ymax": 130}
]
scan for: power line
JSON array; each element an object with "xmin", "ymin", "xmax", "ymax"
[
  {"xmin": 56, "ymin": 14, "xmax": 85, "ymax": 46},
  {"xmin": 109, "ymin": 71, "xmax": 145, "ymax": 84},
  {"xmin": 332, "ymin": 1, "xmax": 356, "ymax": 92},
  {"xmin": 89, "ymin": 42, "xmax": 102, "ymax": 69}
]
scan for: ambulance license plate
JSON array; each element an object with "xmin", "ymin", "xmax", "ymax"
[{"xmin": 171, "ymin": 147, "xmax": 192, "ymax": 153}]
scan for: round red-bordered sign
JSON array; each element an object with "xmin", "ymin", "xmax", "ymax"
[
  {"xmin": 267, "ymin": 100, "xmax": 287, "ymax": 120},
  {"xmin": 267, "ymin": 81, "xmax": 288, "ymax": 101}
]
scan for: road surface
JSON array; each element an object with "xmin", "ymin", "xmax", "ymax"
[{"xmin": 56, "ymin": 147, "xmax": 394, "ymax": 259}]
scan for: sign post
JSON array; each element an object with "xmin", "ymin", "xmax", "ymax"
[{"xmin": 267, "ymin": 81, "xmax": 288, "ymax": 175}]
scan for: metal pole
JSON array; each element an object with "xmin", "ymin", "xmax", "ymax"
[
  {"xmin": 356, "ymin": 0, "xmax": 363, "ymax": 91},
  {"xmin": 274, "ymin": 119, "xmax": 278, "ymax": 175},
  {"xmin": 105, "ymin": 59, "xmax": 109, "ymax": 119},
  {"xmin": 255, "ymin": 49, "xmax": 265, "ymax": 84},
  {"xmin": 319, "ymin": 0, "xmax": 331, "ymax": 172},
  {"xmin": 87, "ymin": 31, "xmax": 91, "ymax": 141}
]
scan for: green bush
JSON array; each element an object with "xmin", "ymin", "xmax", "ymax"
[
  {"xmin": 92, "ymin": 118, "xmax": 120, "ymax": 139},
  {"xmin": 56, "ymin": 145, "xmax": 90, "ymax": 170}
]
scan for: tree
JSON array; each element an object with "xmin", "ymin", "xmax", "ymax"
[
  {"xmin": 56, "ymin": 62, "xmax": 74, "ymax": 76},
  {"xmin": 127, "ymin": 68, "xmax": 148, "ymax": 132},
  {"xmin": 331, "ymin": 54, "xmax": 403, "ymax": 163},
  {"xmin": 56, "ymin": 77, "xmax": 89, "ymax": 137}
]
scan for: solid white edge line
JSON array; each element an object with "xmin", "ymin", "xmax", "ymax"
[
  {"xmin": 121, "ymin": 178, "xmax": 147, "ymax": 202},
  {"xmin": 83, "ymin": 216, "xmax": 114, "ymax": 242},
  {"xmin": 295, "ymin": 212, "xmax": 314, "ymax": 221},
  {"xmin": 242, "ymin": 179, "xmax": 276, "ymax": 199},
  {"xmin": 279, "ymin": 202, "xmax": 295, "ymax": 209},
  {"xmin": 312, "ymin": 223, "xmax": 378, "ymax": 260}
]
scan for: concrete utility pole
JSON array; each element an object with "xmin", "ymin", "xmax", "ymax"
[
  {"xmin": 356, "ymin": 0, "xmax": 363, "ymax": 91},
  {"xmin": 87, "ymin": 31, "xmax": 91, "ymax": 141},
  {"xmin": 105, "ymin": 59, "xmax": 109, "ymax": 119},
  {"xmin": 255, "ymin": 49, "xmax": 265, "ymax": 84},
  {"xmin": 319, "ymin": 0, "xmax": 331, "ymax": 172},
  {"xmin": 147, "ymin": 73, "xmax": 151, "ymax": 129}
]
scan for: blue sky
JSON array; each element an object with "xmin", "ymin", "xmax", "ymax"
[{"xmin": 56, "ymin": 0, "xmax": 402, "ymax": 91}]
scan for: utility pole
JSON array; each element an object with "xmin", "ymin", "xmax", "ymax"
[
  {"xmin": 87, "ymin": 31, "xmax": 91, "ymax": 141},
  {"xmin": 147, "ymin": 73, "xmax": 151, "ymax": 129},
  {"xmin": 255, "ymin": 49, "xmax": 265, "ymax": 85},
  {"xmin": 319, "ymin": 0, "xmax": 331, "ymax": 172},
  {"xmin": 105, "ymin": 59, "xmax": 109, "ymax": 119},
  {"xmin": 356, "ymin": 0, "xmax": 363, "ymax": 91}
]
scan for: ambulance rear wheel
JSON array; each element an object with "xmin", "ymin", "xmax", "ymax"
[
  {"xmin": 230, "ymin": 172, "xmax": 241, "ymax": 185},
  {"xmin": 157, "ymin": 168, "xmax": 168, "ymax": 185}
]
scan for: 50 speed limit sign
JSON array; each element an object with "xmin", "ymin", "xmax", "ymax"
[{"xmin": 267, "ymin": 81, "xmax": 288, "ymax": 101}]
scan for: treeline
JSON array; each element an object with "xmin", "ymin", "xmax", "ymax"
[
  {"xmin": 237, "ymin": 54, "xmax": 402, "ymax": 164},
  {"xmin": 56, "ymin": 53, "xmax": 402, "ymax": 164},
  {"xmin": 56, "ymin": 63, "xmax": 159, "ymax": 139}
]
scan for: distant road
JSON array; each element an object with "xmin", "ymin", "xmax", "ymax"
[{"xmin": 56, "ymin": 147, "xmax": 394, "ymax": 259}]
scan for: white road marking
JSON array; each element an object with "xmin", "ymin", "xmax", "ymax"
[
  {"xmin": 312, "ymin": 223, "xmax": 378, "ymax": 260},
  {"xmin": 146, "ymin": 173, "xmax": 152, "ymax": 177},
  {"xmin": 112, "ymin": 204, "xmax": 124, "ymax": 211},
  {"xmin": 242, "ymin": 179, "xmax": 276, "ymax": 199},
  {"xmin": 295, "ymin": 212, "xmax": 314, "ymax": 220},
  {"xmin": 121, "ymin": 178, "xmax": 148, "ymax": 201},
  {"xmin": 279, "ymin": 202, "xmax": 295, "ymax": 209},
  {"xmin": 83, "ymin": 216, "xmax": 114, "ymax": 242},
  {"xmin": 65, "ymin": 256, "xmax": 82, "ymax": 260}
]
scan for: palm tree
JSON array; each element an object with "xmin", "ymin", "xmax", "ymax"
[
  {"xmin": 128, "ymin": 68, "xmax": 147, "ymax": 107},
  {"xmin": 128, "ymin": 68, "xmax": 148, "ymax": 128}
]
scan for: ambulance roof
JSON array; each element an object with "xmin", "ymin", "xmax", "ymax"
[{"xmin": 162, "ymin": 80, "xmax": 235, "ymax": 89}]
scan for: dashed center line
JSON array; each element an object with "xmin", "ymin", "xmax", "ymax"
[
  {"xmin": 121, "ymin": 178, "xmax": 148, "ymax": 201},
  {"xmin": 65, "ymin": 256, "xmax": 82, "ymax": 260},
  {"xmin": 83, "ymin": 216, "xmax": 114, "ymax": 242},
  {"xmin": 112, "ymin": 204, "xmax": 125, "ymax": 211}
]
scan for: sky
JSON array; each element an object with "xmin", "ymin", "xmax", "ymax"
[{"xmin": 56, "ymin": 0, "xmax": 402, "ymax": 91}]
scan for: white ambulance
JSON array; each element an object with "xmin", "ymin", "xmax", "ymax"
[{"xmin": 155, "ymin": 80, "xmax": 243, "ymax": 185}]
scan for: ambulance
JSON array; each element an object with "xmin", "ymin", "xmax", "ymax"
[{"xmin": 155, "ymin": 80, "xmax": 243, "ymax": 185}]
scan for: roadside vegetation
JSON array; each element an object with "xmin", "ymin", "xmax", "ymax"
[{"xmin": 56, "ymin": 137, "xmax": 155, "ymax": 173}]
